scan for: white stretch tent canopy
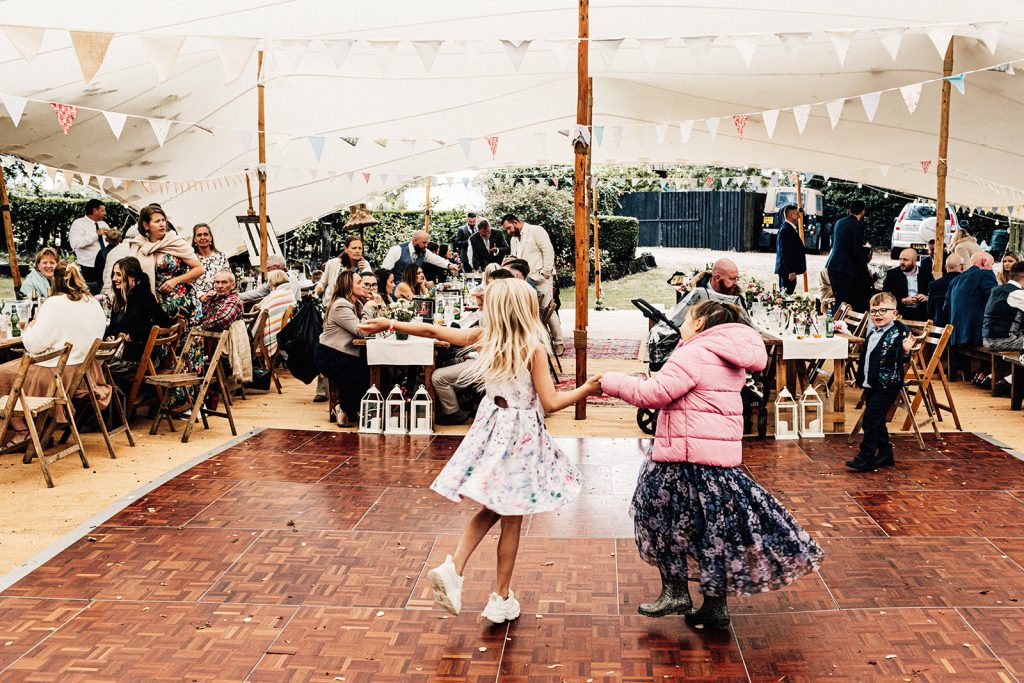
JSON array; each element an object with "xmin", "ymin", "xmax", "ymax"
[{"xmin": 1, "ymin": 1, "xmax": 1024, "ymax": 254}]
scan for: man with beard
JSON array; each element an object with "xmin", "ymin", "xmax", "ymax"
[
  {"xmin": 382, "ymin": 229, "xmax": 459, "ymax": 283},
  {"xmin": 501, "ymin": 214, "xmax": 563, "ymax": 355},
  {"xmin": 695, "ymin": 258, "xmax": 742, "ymax": 296},
  {"xmin": 882, "ymin": 248, "xmax": 933, "ymax": 321}
]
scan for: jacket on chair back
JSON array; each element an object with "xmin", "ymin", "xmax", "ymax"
[{"xmin": 600, "ymin": 322, "xmax": 767, "ymax": 466}]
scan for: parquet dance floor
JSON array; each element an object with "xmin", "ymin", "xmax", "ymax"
[{"xmin": 5, "ymin": 429, "xmax": 1024, "ymax": 681}]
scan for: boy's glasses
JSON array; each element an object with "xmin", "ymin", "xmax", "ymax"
[{"xmin": 869, "ymin": 307, "xmax": 895, "ymax": 315}]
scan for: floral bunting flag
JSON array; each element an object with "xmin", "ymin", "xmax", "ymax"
[
  {"xmin": 362, "ymin": 172, "xmax": 372, "ymax": 183},
  {"xmin": 732, "ymin": 114, "xmax": 748, "ymax": 140},
  {"xmin": 50, "ymin": 102, "xmax": 78, "ymax": 134},
  {"xmin": 485, "ymin": 135, "xmax": 499, "ymax": 158},
  {"xmin": 920, "ymin": 160, "xmax": 932, "ymax": 173}
]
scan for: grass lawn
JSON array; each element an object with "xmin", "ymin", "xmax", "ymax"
[
  {"xmin": 0, "ymin": 277, "xmax": 16, "ymax": 300},
  {"xmin": 559, "ymin": 267, "xmax": 678, "ymax": 312}
]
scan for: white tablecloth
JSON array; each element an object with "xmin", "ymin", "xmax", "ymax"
[
  {"xmin": 366, "ymin": 336, "xmax": 437, "ymax": 366},
  {"xmin": 781, "ymin": 336, "xmax": 849, "ymax": 360}
]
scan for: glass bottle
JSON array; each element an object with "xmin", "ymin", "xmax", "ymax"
[{"xmin": 10, "ymin": 308, "xmax": 20, "ymax": 338}]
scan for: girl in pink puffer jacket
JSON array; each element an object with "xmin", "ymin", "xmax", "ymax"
[{"xmin": 602, "ymin": 300, "xmax": 824, "ymax": 630}]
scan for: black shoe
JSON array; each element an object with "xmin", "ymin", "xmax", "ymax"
[
  {"xmin": 845, "ymin": 454, "xmax": 878, "ymax": 472},
  {"xmin": 313, "ymin": 395, "xmax": 328, "ymax": 403},
  {"xmin": 685, "ymin": 595, "xmax": 730, "ymax": 630},
  {"xmin": 435, "ymin": 409, "xmax": 470, "ymax": 426},
  {"xmin": 638, "ymin": 579, "xmax": 692, "ymax": 617},
  {"xmin": 874, "ymin": 452, "xmax": 895, "ymax": 468}
]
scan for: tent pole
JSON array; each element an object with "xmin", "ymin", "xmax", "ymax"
[
  {"xmin": 796, "ymin": 172, "xmax": 807, "ymax": 292},
  {"xmin": 424, "ymin": 176, "xmax": 431, "ymax": 234},
  {"xmin": 593, "ymin": 176, "xmax": 601, "ymax": 304},
  {"xmin": 588, "ymin": 77, "xmax": 599, "ymax": 305},
  {"xmin": 0, "ymin": 166, "xmax": 21, "ymax": 290},
  {"xmin": 244, "ymin": 173, "xmax": 255, "ymax": 216},
  {"xmin": 933, "ymin": 37, "xmax": 954, "ymax": 280},
  {"xmin": 573, "ymin": 0, "xmax": 590, "ymax": 420},
  {"xmin": 257, "ymin": 50, "xmax": 269, "ymax": 276}
]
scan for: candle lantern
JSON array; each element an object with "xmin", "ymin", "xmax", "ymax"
[
  {"xmin": 408, "ymin": 384, "xmax": 434, "ymax": 435},
  {"xmin": 774, "ymin": 388, "xmax": 799, "ymax": 440},
  {"xmin": 799, "ymin": 385, "xmax": 825, "ymax": 438},
  {"xmin": 384, "ymin": 385, "xmax": 408, "ymax": 434},
  {"xmin": 358, "ymin": 385, "xmax": 385, "ymax": 434}
]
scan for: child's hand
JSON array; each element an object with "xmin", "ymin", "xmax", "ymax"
[
  {"xmin": 583, "ymin": 375, "xmax": 604, "ymax": 396},
  {"xmin": 902, "ymin": 336, "xmax": 915, "ymax": 353}
]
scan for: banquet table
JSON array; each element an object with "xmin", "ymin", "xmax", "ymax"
[{"xmin": 353, "ymin": 336, "xmax": 451, "ymax": 412}]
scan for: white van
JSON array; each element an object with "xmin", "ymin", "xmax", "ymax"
[{"xmin": 890, "ymin": 202, "xmax": 961, "ymax": 260}]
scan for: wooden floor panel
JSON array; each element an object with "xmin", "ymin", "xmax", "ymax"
[{"xmin": 5, "ymin": 428, "xmax": 1024, "ymax": 680}]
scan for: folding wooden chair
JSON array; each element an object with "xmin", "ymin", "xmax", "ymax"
[
  {"xmin": 806, "ymin": 302, "xmax": 854, "ymax": 393},
  {"xmin": 902, "ymin": 323, "xmax": 961, "ymax": 431},
  {"xmin": 146, "ymin": 329, "xmax": 237, "ymax": 443},
  {"xmin": 49, "ymin": 336, "xmax": 136, "ymax": 459},
  {"xmin": 0, "ymin": 344, "xmax": 88, "ymax": 488},
  {"xmin": 125, "ymin": 321, "xmax": 183, "ymax": 421},
  {"xmin": 842, "ymin": 309, "xmax": 869, "ymax": 382},
  {"xmin": 245, "ymin": 309, "xmax": 282, "ymax": 393},
  {"xmin": 540, "ymin": 300, "xmax": 563, "ymax": 374}
]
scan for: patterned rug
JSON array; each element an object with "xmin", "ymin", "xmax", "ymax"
[
  {"xmin": 553, "ymin": 372, "xmax": 645, "ymax": 406},
  {"xmin": 560, "ymin": 338, "xmax": 642, "ymax": 360}
]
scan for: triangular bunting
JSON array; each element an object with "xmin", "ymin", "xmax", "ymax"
[
  {"xmin": 732, "ymin": 114, "xmax": 749, "ymax": 140},
  {"xmin": 679, "ymin": 120, "xmax": 695, "ymax": 143},
  {"xmin": 235, "ymin": 128, "xmax": 255, "ymax": 151},
  {"xmin": 825, "ymin": 29, "xmax": 857, "ymax": 66},
  {"xmin": 103, "ymin": 111, "xmax": 128, "ymax": 139},
  {"xmin": 762, "ymin": 109, "xmax": 779, "ymax": 138},
  {"xmin": 462, "ymin": 177, "xmax": 471, "ymax": 189},
  {"xmin": 308, "ymin": 136, "xmax": 325, "ymax": 161},
  {"xmin": 50, "ymin": 103, "xmax": 78, "ymax": 135},
  {"xmin": 591, "ymin": 38, "xmax": 623, "ymax": 70},
  {"xmin": 458, "ymin": 137, "xmax": 473, "ymax": 159},
  {"xmin": 705, "ymin": 117, "xmax": 720, "ymax": 145},
  {"xmin": 730, "ymin": 35, "xmax": 759, "ymax": 68},
  {"xmin": 920, "ymin": 160, "xmax": 932, "ymax": 173},
  {"xmin": 683, "ymin": 36, "xmax": 715, "ymax": 66},
  {"xmin": 637, "ymin": 37, "xmax": 670, "ymax": 71},
  {"xmin": 974, "ymin": 21, "xmax": 1004, "ymax": 54},
  {"xmin": 362, "ymin": 172, "xmax": 372, "ymax": 183},
  {"xmin": 900, "ymin": 82, "xmax": 922, "ymax": 114},
  {"xmin": 369, "ymin": 40, "xmax": 399, "ymax": 72},
  {"xmin": 944, "ymin": 73, "xmax": 966, "ymax": 95},
  {"xmin": 925, "ymin": 25, "xmax": 956, "ymax": 58},
  {"xmin": 792, "ymin": 104, "xmax": 811, "ymax": 134},
  {"xmin": 607, "ymin": 126, "xmax": 622, "ymax": 147},
  {"xmin": 593, "ymin": 125, "xmax": 604, "ymax": 146},
  {"xmin": 459, "ymin": 40, "xmax": 486, "ymax": 67},
  {"xmin": 545, "ymin": 38, "xmax": 576, "ymax": 70},
  {"xmin": 1, "ymin": 94, "xmax": 27, "ymax": 127},
  {"xmin": 655, "ymin": 123, "xmax": 668, "ymax": 145},
  {"xmin": 374, "ymin": 138, "xmax": 389, "ymax": 148},
  {"xmin": 213, "ymin": 37, "xmax": 259, "ymax": 84},
  {"xmin": 274, "ymin": 133, "xmax": 290, "ymax": 156},
  {"xmin": 485, "ymin": 135, "xmax": 499, "ymax": 158},
  {"xmin": 413, "ymin": 40, "xmax": 443, "ymax": 72},
  {"xmin": 501, "ymin": 39, "xmax": 532, "ymax": 71},
  {"xmin": 879, "ymin": 165, "xmax": 891, "ymax": 178},
  {"xmin": 379, "ymin": 174, "xmax": 388, "ymax": 185},
  {"xmin": 402, "ymin": 139, "xmax": 417, "ymax": 154},
  {"xmin": 329, "ymin": 39, "xmax": 354, "ymax": 68},
  {"xmin": 69, "ymin": 31, "xmax": 114, "ymax": 83},
  {"xmin": 860, "ymin": 91, "xmax": 881, "ymax": 122},
  {"xmin": 280, "ymin": 38, "xmax": 309, "ymax": 70},
  {"xmin": 148, "ymin": 117, "xmax": 171, "ymax": 146},
  {"xmin": 341, "ymin": 136, "xmax": 359, "ymax": 147},
  {"xmin": 2, "ymin": 25, "xmax": 44, "ymax": 62},
  {"xmin": 777, "ymin": 32, "xmax": 809, "ymax": 65},
  {"xmin": 141, "ymin": 34, "xmax": 185, "ymax": 81},
  {"xmin": 873, "ymin": 27, "xmax": 904, "ymax": 60}
]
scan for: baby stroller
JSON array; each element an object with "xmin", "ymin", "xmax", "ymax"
[{"xmin": 631, "ymin": 292, "xmax": 770, "ymax": 437}]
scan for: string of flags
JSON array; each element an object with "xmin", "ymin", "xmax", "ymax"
[
  {"xmin": 0, "ymin": 19, "xmax": 1016, "ymax": 85},
  {"xmin": 1, "ymin": 55, "xmax": 1019, "ymax": 159}
]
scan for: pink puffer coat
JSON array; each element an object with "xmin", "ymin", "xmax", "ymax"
[{"xmin": 602, "ymin": 323, "xmax": 767, "ymax": 466}]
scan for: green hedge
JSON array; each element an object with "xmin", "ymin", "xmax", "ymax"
[
  {"xmin": 3, "ymin": 195, "xmax": 135, "ymax": 261},
  {"xmin": 596, "ymin": 216, "xmax": 639, "ymax": 264}
]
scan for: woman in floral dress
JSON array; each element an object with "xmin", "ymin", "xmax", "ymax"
[{"xmin": 191, "ymin": 223, "xmax": 230, "ymax": 295}]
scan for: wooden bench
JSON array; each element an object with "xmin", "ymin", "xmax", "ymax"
[{"xmin": 960, "ymin": 345, "xmax": 1018, "ymax": 397}]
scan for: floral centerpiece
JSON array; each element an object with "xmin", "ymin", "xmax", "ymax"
[
  {"xmin": 378, "ymin": 299, "xmax": 415, "ymax": 339},
  {"xmin": 738, "ymin": 277, "xmax": 766, "ymax": 308},
  {"xmin": 785, "ymin": 293, "xmax": 819, "ymax": 335}
]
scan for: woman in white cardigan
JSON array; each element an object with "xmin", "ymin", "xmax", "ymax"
[{"xmin": 0, "ymin": 261, "xmax": 109, "ymax": 442}]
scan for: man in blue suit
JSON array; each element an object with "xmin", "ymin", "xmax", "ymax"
[
  {"xmin": 775, "ymin": 205, "xmax": 806, "ymax": 294},
  {"xmin": 826, "ymin": 200, "xmax": 868, "ymax": 311},
  {"xmin": 927, "ymin": 253, "xmax": 965, "ymax": 327},
  {"xmin": 944, "ymin": 252, "xmax": 997, "ymax": 347}
]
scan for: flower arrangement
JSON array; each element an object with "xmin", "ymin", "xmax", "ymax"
[
  {"xmin": 385, "ymin": 299, "xmax": 415, "ymax": 323},
  {"xmin": 738, "ymin": 277, "xmax": 766, "ymax": 307}
]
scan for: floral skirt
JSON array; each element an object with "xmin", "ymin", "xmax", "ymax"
[{"xmin": 630, "ymin": 457, "xmax": 824, "ymax": 598}]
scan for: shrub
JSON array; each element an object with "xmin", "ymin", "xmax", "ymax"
[{"xmin": 596, "ymin": 216, "xmax": 639, "ymax": 264}]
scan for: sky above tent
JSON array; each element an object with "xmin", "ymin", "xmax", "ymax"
[{"xmin": 1, "ymin": 1, "xmax": 1023, "ymax": 254}]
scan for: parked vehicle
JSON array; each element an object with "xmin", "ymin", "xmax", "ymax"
[
  {"xmin": 890, "ymin": 202, "xmax": 961, "ymax": 260},
  {"xmin": 757, "ymin": 187, "xmax": 830, "ymax": 253}
]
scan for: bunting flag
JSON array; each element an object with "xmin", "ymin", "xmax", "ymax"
[
  {"xmin": 655, "ymin": 123, "xmax": 668, "ymax": 145},
  {"xmin": 552, "ymin": 177, "xmax": 560, "ymax": 188},
  {"xmin": 705, "ymin": 117, "xmax": 720, "ymax": 145},
  {"xmin": 704, "ymin": 175, "xmax": 714, "ymax": 189},
  {"xmin": 792, "ymin": 104, "xmax": 811, "ymax": 134},
  {"xmin": 1, "ymin": 94, "xmax": 27, "ymax": 126},
  {"xmin": 679, "ymin": 120, "xmax": 695, "ymax": 143},
  {"xmin": 730, "ymin": 35, "xmax": 758, "ymax": 68},
  {"xmin": 103, "ymin": 110, "xmax": 127, "ymax": 139},
  {"xmin": 373, "ymin": 138, "xmax": 389, "ymax": 148},
  {"xmin": 369, "ymin": 40, "xmax": 399, "ymax": 72},
  {"xmin": 874, "ymin": 27, "xmax": 904, "ymax": 60},
  {"xmin": 900, "ymin": 82, "xmax": 922, "ymax": 114},
  {"xmin": 944, "ymin": 73, "xmax": 966, "ymax": 95},
  {"xmin": 732, "ymin": 113, "xmax": 748, "ymax": 140},
  {"xmin": 413, "ymin": 40, "xmax": 443, "ymax": 72},
  {"xmin": 606, "ymin": 125, "xmax": 623, "ymax": 147},
  {"xmin": 3, "ymin": 25, "xmax": 44, "ymax": 62},
  {"xmin": 50, "ymin": 102, "xmax": 78, "ymax": 134},
  {"xmin": 925, "ymin": 25, "xmax": 956, "ymax": 58},
  {"xmin": 860, "ymin": 91, "xmax": 881, "ymax": 122},
  {"xmin": 592, "ymin": 38, "xmax": 624, "ymax": 69},
  {"xmin": 485, "ymin": 135, "xmax": 499, "ymax": 158},
  {"xmin": 141, "ymin": 34, "xmax": 185, "ymax": 82},
  {"xmin": 235, "ymin": 128, "xmax": 255, "ymax": 151},
  {"xmin": 762, "ymin": 109, "xmax": 779, "ymax": 138},
  {"xmin": 340, "ymin": 136, "xmax": 359, "ymax": 147},
  {"xmin": 825, "ymin": 29, "xmax": 856, "ymax": 66},
  {"xmin": 975, "ymin": 21, "xmax": 1004, "ymax": 54},
  {"xmin": 684, "ymin": 35, "xmax": 714, "ymax": 66},
  {"xmin": 308, "ymin": 136, "xmax": 325, "ymax": 161},
  {"xmin": 545, "ymin": 38, "xmax": 576, "ymax": 70},
  {"xmin": 69, "ymin": 31, "xmax": 114, "ymax": 83},
  {"xmin": 362, "ymin": 172, "xmax": 372, "ymax": 183},
  {"xmin": 825, "ymin": 98, "xmax": 845, "ymax": 128},
  {"xmin": 920, "ymin": 160, "xmax": 932, "ymax": 173},
  {"xmin": 458, "ymin": 137, "xmax": 473, "ymax": 158},
  {"xmin": 460, "ymin": 40, "xmax": 486, "ymax": 67},
  {"xmin": 149, "ymin": 117, "xmax": 171, "ymax": 146},
  {"xmin": 213, "ymin": 37, "xmax": 259, "ymax": 84},
  {"xmin": 329, "ymin": 39, "xmax": 354, "ymax": 68},
  {"xmin": 501, "ymin": 40, "xmax": 531, "ymax": 71},
  {"xmin": 592, "ymin": 125, "xmax": 604, "ymax": 146},
  {"xmin": 637, "ymin": 37, "xmax": 669, "ymax": 71},
  {"xmin": 778, "ymin": 32, "xmax": 808, "ymax": 65}
]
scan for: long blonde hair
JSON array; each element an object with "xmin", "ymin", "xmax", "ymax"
[{"xmin": 465, "ymin": 278, "xmax": 549, "ymax": 385}]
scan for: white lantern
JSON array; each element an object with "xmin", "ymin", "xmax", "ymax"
[
  {"xmin": 799, "ymin": 385, "xmax": 825, "ymax": 438},
  {"xmin": 384, "ymin": 385, "xmax": 408, "ymax": 434},
  {"xmin": 774, "ymin": 388, "xmax": 799, "ymax": 440},
  {"xmin": 409, "ymin": 384, "xmax": 433, "ymax": 434},
  {"xmin": 358, "ymin": 385, "xmax": 385, "ymax": 434}
]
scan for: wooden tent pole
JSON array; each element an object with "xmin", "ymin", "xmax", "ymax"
[
  {"xmin": 593, "ymin": 176, "xmax": 601, "ymax": 303},
  {"xmin": 796, "ymin": 172, "xmax": 808, "ymax": 292},
  {"xmin": 257, "ymin": 50, "xmax": 269, "ymax": 276},
  {"xmin": 573, "ymin": 0, "xmax": 590, "ymax": 420},
  {"xmin": 0, "ymin": 167, "xmax": 20, "ymax": 289},
  {"xmin": 933, "ymin": 37, "xmax": 955, "ymax": 280},
  {"xmin": 244, "ymin": 174, "xmax": 255, "ymax": 216},
  {"xmin": 424, "ymin": 176, "xmax": 431, "ymax": 233}
]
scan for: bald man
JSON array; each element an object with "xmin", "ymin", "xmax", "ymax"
[
  {"xmin": 381, "ymin": 229, "xmax": 459, "ymax": 282},
  {"xmin": 882, "ymin": 248, "xmax": 933, "ymax": 321},
  {"xmin": 927, "ymin": 253, "xmax": 965, "ymax": 327},
  {"xmin": 695, "ymin": 258, "xmax": 741, "ymax": 296},
  {"xmin": 945, "ymin": 251, "xmax": 998, "ymax": 347}
]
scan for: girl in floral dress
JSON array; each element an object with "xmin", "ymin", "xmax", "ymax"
[
  {"xmin": 359, "ymin": 278, "xmax": 602, "ymax": 623},
  {"xmin": 601, "ymin": 300, "xmax": 824, "ymax": 630}
]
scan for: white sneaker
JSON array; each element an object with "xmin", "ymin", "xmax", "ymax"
[
  {"xmin": 426, "ymin": 555, "xmax": 464, "ymax": 615},
  {"xmin": 481, "ymin": 590, "xmax": 521, "ymax": 624}
]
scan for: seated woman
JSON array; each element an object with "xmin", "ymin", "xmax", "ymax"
[
  {"xmin": 314, "ymin": 271, "xmax": 370, "ymax": 428},
  {"xmin": 422, "ymin": 243, "xmax": 452, "ymax": 283},
  {"xmin": 0, "ymin": 262, "xmax": 109, "ymax": 443},
  {"xmin": 257, "ymin": 269, "xmax": 297, "ymax": 356},
  {"xmin": 20, "ymin": 247, "xmax": 59, "ymax": 300},
  {"xmin": 375, "ymin": 268, "xmax": 396, "ymax": 303},
  {"xmin": 105, "ymin": 256, "xmax": 174, "ymax": 388},
  {"xmin": 393, "ymin": 263, "xmax": 429, "ymax": 301}
]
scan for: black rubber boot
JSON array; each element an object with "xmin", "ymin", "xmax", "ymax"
[
  {"xmin": 685, "ymin": 594, "xmax": 731, "ymax": 630},
  {"xmin": 638, "ymin": 573, "xmax": 692, "ymax": 617}
]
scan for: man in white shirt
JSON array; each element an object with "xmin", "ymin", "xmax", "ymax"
[
  {"xmin": 501, "ymin": 213, "xmax": 563, "ymax": 354},
  {"xmin": 382, "ymin": 230, "xmax": 458, "ymax": 281},
  {"xmin": 68, "ymin": 198, "xmax": 110, "ymax": 292}
]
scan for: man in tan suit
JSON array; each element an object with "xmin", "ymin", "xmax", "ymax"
[{"xmin": 501, "ymin": 213, "xmax": 563, "ymax": 354}]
